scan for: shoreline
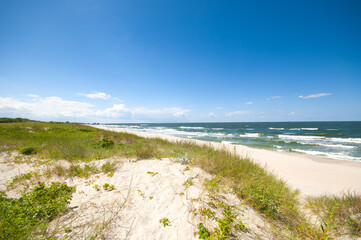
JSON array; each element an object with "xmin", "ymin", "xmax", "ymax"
[{"xmin": 94, "ymin": 125, "xmax": 361, "ymax": 197}]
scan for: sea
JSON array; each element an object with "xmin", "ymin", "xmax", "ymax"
[{"xmin": 101, "ymin": 122, "xmax": 361, "ymax": 162}]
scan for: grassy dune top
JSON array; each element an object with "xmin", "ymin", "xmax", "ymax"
[{"xmin": 0, "ymin": 121, "xmax": 360, "ymax": 239}]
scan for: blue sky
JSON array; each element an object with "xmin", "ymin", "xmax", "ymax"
[{"xmin": 0, "ymin": 0, "xmax": 360, "ymax": 122}]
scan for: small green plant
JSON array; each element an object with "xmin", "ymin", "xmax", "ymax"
[
  {"xmin": 137, "ymin": 189, "xmax": 145, "ymax": 197},
  {"xmin": 204, "ymin": 176, "xmax": 221, "ymax": 193},
  {"xmin": 197, "ymin": 201, "xmax": 246, "ymax": 240},
  {"xmin": 101, "ymin": 162, "xmax": 117, "ymax": 173},
  {"xmin": 102, "ymin": 183, "xmax": 115, "ymax": 191},
  {"xmin": 207, "ymin": 201, "xmax": 216, "ymax": 208},
  {"xmin": 235, "ymin": 219, "xmax": 248, "ymax": 232},
  {"xmin": 197, "ymin": 223, "xmax": 211, "ymax": 239},
  {"xmin": 183, "ymin": 178, "xmax": 193, "ymax": 187},
  {"xmin": 69, "ymin": 164, "xmax": 99, "ymax": 178},
  {"xmin": 183, "ymin": 166, "xmax": 190, "ymax": 171},
  {"xmin": 147, "ymin": 171, "xmax": 158, "ymax": 176},
  {"xmin": 93, "ymin": 184, "xmax": 100, "ymax": 191},
  {"xmin": 159, "ymin": 217, "xmax": 170, "ymax": 227},
  {"xmin": 20, "ymin": 146, "xmax": 36, "ymax": 155},
  {"xmin": 0, "ymin": 182, "xmax": 75, "ymax": 239},
  {"xmin": 107, "ymin": 171, "xmax": 114, "ymax": 177},
  {"xmin": 199, "ymin": 207, "xmax": 216, "ymax": 219}
]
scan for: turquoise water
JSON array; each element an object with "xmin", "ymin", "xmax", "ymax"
[{"xmin": 102, "ymin": 122, "xmax": 361, "ymax": 162}]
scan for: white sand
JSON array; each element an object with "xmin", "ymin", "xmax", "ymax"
[
  {"xmin": 95, "ymin": 125, "xmax": 361, "ymax": 197},
  {"xmin": 0, "ymin": 154, "xmax": 273, "ymax": 239}
]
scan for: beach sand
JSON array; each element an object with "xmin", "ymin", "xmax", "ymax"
[
  {"xmin": 0, "ymin": 153, "xmax": 273, "ymax": 239},
  {"xmin": 95, "ymin": 125, "xmax": 361, "ymax": 197}
]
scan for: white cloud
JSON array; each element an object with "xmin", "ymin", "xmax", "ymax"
[
  {"xmin": 78, "ymin": 91, "xmax": 111, "ymax": 100},
  {"xmin": 208, "ymin": 112, "xmax": 216, "ymax": 117},
  {"xmin": 245, "ymin": 101, "xmax": 253, "ymax": 105},
  {"xmin": 299, "ymin": 93, "xmax": 331, "ymax": 99},
  {"xmin": 28, "ymin": 94, "xmax": 39, "ymax": 98},
  {"xmin": 95, "ymin": 104, "xmax": 130, "ymax": 118},
  {"xmin": 225, "ymin": 110, "xmax": 252, "ymax": 117},
  {"xmin": 0, "ymin": 96, "xmax": 94, "ymax": 118},
  {"xmin": 0, "ymin": 96, "xmax": 190, "ymax": 121},
  {"xmin": 266, "ymin": 96, "xmax": 282, "ymax": 100}
]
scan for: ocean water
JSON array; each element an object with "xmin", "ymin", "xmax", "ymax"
[{"xmin": 102, "ymin": 122, "xmax": 361, "ymax": 162}]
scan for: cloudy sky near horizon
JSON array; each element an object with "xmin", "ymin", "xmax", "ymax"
[{"xmin": 1, "ymin": 0, "xmax": 360, "ymax": 123}]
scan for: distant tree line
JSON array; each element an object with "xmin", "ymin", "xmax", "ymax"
[{"xmin": 0, "ymin": 118, "xmax": 34, "ymax": 123}]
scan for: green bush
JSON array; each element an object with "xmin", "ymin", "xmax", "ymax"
[
  {"xmin": 95, "ymin": 138, "xmax": 114, "ymax": 148},
  {"xmin": 0, "ymin": 182, "xmax": 75, "ymax": 239},
  {"xmin": 20, "ymin": 146, "xmax": 36, "ymax": 155}
]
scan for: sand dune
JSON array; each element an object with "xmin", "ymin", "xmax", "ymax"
[{"xmin": 95, "ymin": 125, "xmax": 361, "ymax": 196}]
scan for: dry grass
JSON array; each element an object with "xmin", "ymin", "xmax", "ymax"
[{"xmin": 306, "ymin": 192, "xmax": 361, "ymax": 238}]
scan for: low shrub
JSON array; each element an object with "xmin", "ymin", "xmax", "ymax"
[
  {"xmin": 0, "ymin": 182, "xmax": 75, "ymax": 239},
  {"xmin": 95, "ymin": 138, "xmax": 114, "ymax": 148},
  {"xmin": 20, "ymin": 146, "xmax": 36, "ymax": 155}
]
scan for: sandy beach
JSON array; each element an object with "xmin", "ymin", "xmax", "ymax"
[
  {"xmin": 95, "ymin": 125, "xmax": 361, "ymax": 197},
  {"xmin": 0, "ymin": 149, "xmax": 273, "ymax": 239}
]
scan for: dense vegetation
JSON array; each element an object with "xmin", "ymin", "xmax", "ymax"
[
  {"xmin": 0, "ymin": 119, "xmax": 359, "ymax": 239},
  {"xmin": 0, "ymin": 182, "xmax": 75, "ymax": 239},
  {"xmin": 0, "ymin": 117, "xmax": 33, "ymax": 123}
]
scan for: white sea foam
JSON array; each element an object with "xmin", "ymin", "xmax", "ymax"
[
  {"xmin": 179, "ymin": 126, "xmax": 205, "ymax": 130},
  {"xmin": 317, "ymin": 143, "xmax": 355, "ymax": 149},
  {"xmin": 292, "ymin": 149, "xmax": 361, "ymax": 161},
  {"xmin": 329, "ymin": 137, "xmax": 361, "ymax": 144},
  {"xmin": 117, "ymin": 126, "xmax": 234, "ymax": 140},
  {"xmin": 269, "ymin": 128, "xmax": 284, "ymax": 130},
  {"xmin": 221, "ymin": 141, "xmax": 235, "ymax": 145},
  {"xmin": 326, "ymin": 129, "xmax": 339, "ymax": 131},
  {"xmin": 301, "ymin": 128, "xmax": 318, "ymax": 131},
  {"xmin": 289, "ymin": 128, "xmax": 301, "ymax": 130},
  {"xmin": 239, "ymin": 133, "xmax": 260, "ymax": 138},
  {"xmin": 211, "ymin": 128, "xmax": 224, "ymax": 130},
  {"xmin": 142, "ymin": 127, "xmax": 202, "ymax": 136},
  {"xmin": 118, "ymin": 125, "xmax": 141, "ymax": 129},
  {"xmin": 278, "ymin": 135, "xmax": 325, "ymax": 141}
]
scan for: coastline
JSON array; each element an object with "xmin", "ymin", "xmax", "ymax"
[{"xmin": 94, "ymin": 125, "xmax": 361, "ymax": 197}]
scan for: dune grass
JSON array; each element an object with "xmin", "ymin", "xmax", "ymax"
[
  {"xmin": 1, "ymin": 121, "xmax": 360, "ymax": 239},
  {"xmin": 306, "ymin": 193, "xmax": 361, "ymax": 238}
]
